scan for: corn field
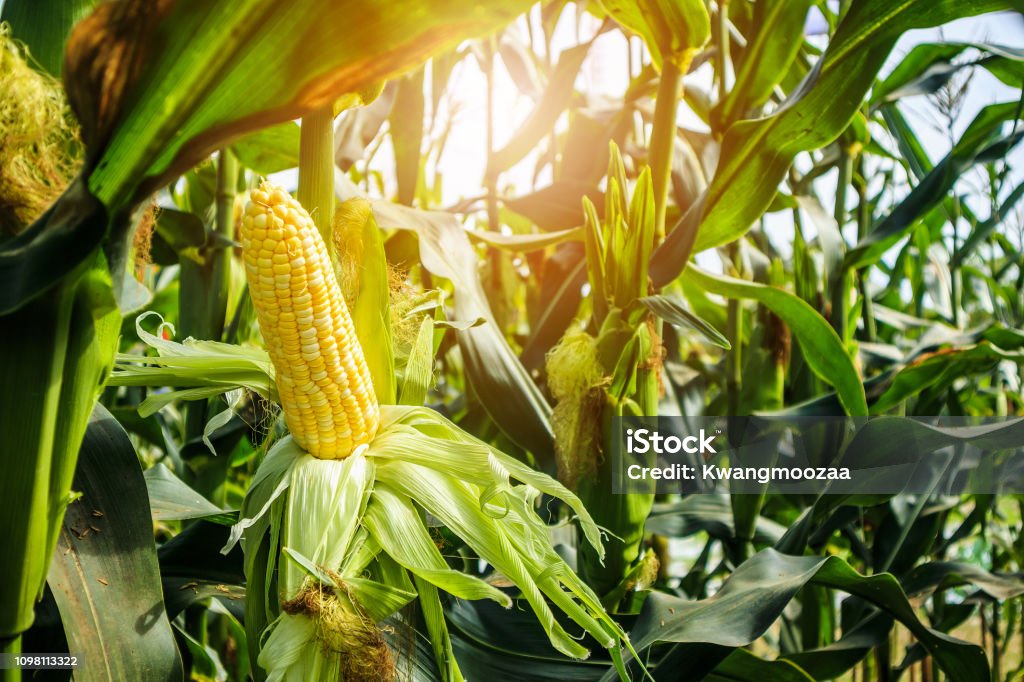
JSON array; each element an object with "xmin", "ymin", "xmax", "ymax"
[{"xmin": 1, "ymin": 1, "xmax": 1023, "ymax": 681}]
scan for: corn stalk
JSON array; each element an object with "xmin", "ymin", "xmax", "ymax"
[{"xmin": 0, "ymin": 244, "xmax": 120, "ymax": 680}]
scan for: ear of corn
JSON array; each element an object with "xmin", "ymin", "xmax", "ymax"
[{"xmin": 240, "ymin": 181, "xmax": 379, "ymax": 459}]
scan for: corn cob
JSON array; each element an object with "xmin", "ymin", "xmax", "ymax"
[{"xmin": 240, "ymin": 181, "xmax": 379, "ymax": 459}]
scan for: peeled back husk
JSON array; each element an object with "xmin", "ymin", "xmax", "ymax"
[{"xmin": 229, "ymin": 405, "xmax": 640, "ymax": 680}]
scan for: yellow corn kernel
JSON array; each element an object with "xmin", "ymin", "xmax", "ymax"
[{"xmin": 241, "ymin": 181, "xmax": 379, "ymax": 459}]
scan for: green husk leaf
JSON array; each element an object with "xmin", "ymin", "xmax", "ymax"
[
  {"xmin": 280, "ymin": 447, "xmax": 374, "ymax": 597},
  {"xmin": 414, "ymin": 575, "xmax": 466, "ymax": 682},
  {"xmin": 375, "ymin": 462, "xmax": 592, "ymax": 659},
  {"xmin": 375, "ymin": 405, "xmax": 604, "ymax": 555},
  {"xmin": 111, "ymin": 312, "xmax": 277, "ymax": 404},
  {"xmin": 362, "ymin": 484, "xmax": 513, "ymax": 606}
]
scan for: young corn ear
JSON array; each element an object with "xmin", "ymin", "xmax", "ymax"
[{"xmin": 240, "ymin": 181, "xmax": 379, "ymax": 459}]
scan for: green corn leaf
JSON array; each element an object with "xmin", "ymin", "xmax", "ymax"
[
  {"xmin": 846, "ymin": 101, "xmax": 1024, "ymax": 270},
  {"xmin": 520, "ymin": 256, "xmax": 587, "ymax": 371},
  {"xmin": 582, "ymin": 197, "xmax": 609, "ymax": 324},
  {"xmin": 715, "ymin": 0, "xmax": 814, "ymax": 126},
  {"xmin": 621, "ymin": 167, "xmax": 654, "ymax": 307},
  {"xmin": 375, "ymin": 464, "xmax": 592, "ymax": 659},
  {"xmin": 144, "ymin": 463, "xmax": 235, "ymax": 525},
  {"xmin": 607, "ymin": 323, "xmax": 649, "ymax": 403},
  {"xmin": 389, "ymin": 68, "xmax": 425, "ymax": 206},
  {"xmin": 707, "ymin": 649, "xmax": 815, "ymax": 682},
  {"xmin": 607, "ymin": 549, "xmax": 990, "ymax": 682},
  {"xmin": 230, "ymin": 122, "xmax": 302, "ymax": 174},
  {"xmin": 901, "ymin": 561, "xmax": 1024, "ymax": 601},
  {"xmin": 635, "ymin": 295, "xmax": 730, "ymax": 349},
  {"xmin": 110, "ymin": 313, "xmax": 277, "ymax": 406},
  {"xmin": 374, "ymin": 405, "xmax": 603, "ymax": 554},
  {"xmin": 872, "ymin": 41, "xmax": 1024, "ymax": 104},
  {"xmin": 0, "ymin": 0, "xmax": 97, "ymax": 76},
  {"xmin": 870, "ymin": 344, "xmax": 1023, "ymax": 414},
  {"xmin": 684, "ymin": 266, "xmax": 867, "ymax": 416},
  {"xmin": 0, "ymin": 178, "xmax": 108, "ymax": 317},
  {"xmin": 47, "ymin": 404, "xmax": 183, "ymax": 681},
  {"xmin": 153, "ymin": 208, "xmax": 206, "ymax": 256},
  {"xmin": 369, "ymin": 412, "xmax": 612, "ymax": 641},
  {"xmin": 445, "ymin": 598, "xmax": 612, "ymax": 678},
  {"xmin": 73, "ymin": 0, "xmax": 533, "ymax": 211},
  {"xmin": 502, "ymin": 181, "xmax": 605, "ymax": 231},
  {"xmin": 466, "ymin": 226, "xmax": 583, "ymax": 252},
  {"xmin": 434, "ymin": 318, "xmax": 487, "ymax": 331},
  {"xmin": 176, "ymin": 624, "xmax": 228, "ymax": 681},
  {"xmin": 778, "ymin": 613, "xmax": 893, "ymax": 681},
  {"xmin": 0, "ymin": 0, "xmax": 532, "ymax": 316},
  {"xmin": 650, "ymin": 0, "xmax": 1021, "ymax": 285},
  {"xmin": 281, "ymin": 546, "xmax": 337, "ymax": 587},
  {"xmin": 645, "ymin": 495, "xmax": 786, "ymax": 544},
  {"xmin": 883, "ymin": 104, "xmax": 939, "ymax": 186},
  {"xmin": 794, "ymin": 195, "xmax": 845, "ymax": 294},
  {"xmin": 952, "ymin": 180, "xmax": 1024, "ymax": 268},
  {"xmin": 0, "ymin": 255, "xmax": 119, "ymax": 643}
]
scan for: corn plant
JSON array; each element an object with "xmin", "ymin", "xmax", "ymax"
[{"xmin": 547, "ymin": 146, "xmax": 662, "ymax": 598}]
